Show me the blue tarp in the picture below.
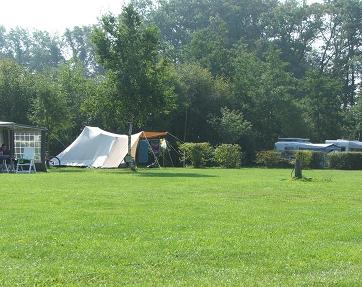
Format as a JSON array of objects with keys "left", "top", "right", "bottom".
[{"left": 138, "top": 140, "right": 149, "bottom": 163}]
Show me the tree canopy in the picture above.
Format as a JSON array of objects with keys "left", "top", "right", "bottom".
[{"left": 0, "top": 0, "right": 361, "bottom": 160}]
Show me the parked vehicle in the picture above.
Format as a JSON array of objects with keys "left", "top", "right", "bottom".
[
  {"left": 325, "top": 139, "right": 362, "bottom": 152},
  {"left": 275, "top": 138, "right": 341, "bottom": 153}
]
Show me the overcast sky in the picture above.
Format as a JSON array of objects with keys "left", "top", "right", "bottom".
[
  {"left": 0, "top": 0, "right": 128, "bottom": 33},
  {"left": 1, "top": 0, "right": 322, "bottom": 34}
]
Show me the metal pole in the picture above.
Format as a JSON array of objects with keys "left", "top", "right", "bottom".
[
  {"left": 128, "top": 122, "right": 136, "bottom": 171},
  {"left": 128, "top": 122, "right": 132, "bottom": 157}
]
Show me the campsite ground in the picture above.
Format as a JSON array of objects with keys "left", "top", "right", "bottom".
[{"left": 0, "top": 168, "right": 361, "bottom": 286}]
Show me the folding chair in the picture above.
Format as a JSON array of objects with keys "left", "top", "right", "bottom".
[
  {"left": 0, "top": 158, "right": 9, "bottom": 173},
  {"left": 16, "top": 147, "right": 37, "bottom": 173}
]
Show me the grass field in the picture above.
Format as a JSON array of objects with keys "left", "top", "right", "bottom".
[{"left": 0, "top": 168, "right": 362, "bottom": 286}]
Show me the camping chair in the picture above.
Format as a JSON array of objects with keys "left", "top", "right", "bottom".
[
  {"left": 0, "top": 158, "right": 9, "bottom": 173},
  {"left": 16, "top": 147, "right": 37, "bottom": 173}
]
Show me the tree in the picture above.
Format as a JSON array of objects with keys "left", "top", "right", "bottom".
[
  {"left": 92, "top": 5, "right": 176, "bottom": 129},
  {"left": 302, "top": 70, "right": 343, "bottom": 141},
  {"left": 29, "top": 73, "right": 72, "bottom": 155},
  {"left": 64, "top": 26, "right": 102, "bottom": 76},
  {"left": 80, "top": 74, "right": 126, "bottom": 132},
  {"left": 6, "top": 27, "right": 31, "bottom": 66},
  {"left": 0, "top": 59, "right": 33, "bottom": 123},
  {"left": 0, "top": 26, "right": 7, "bottom": 57},
  {"left": 345, "top": 91, "right": 362, "bottom": 140},
  {"left": 29, "top": 30, "right": 64, "bottom": 71},
  {"left": 208, "top": 107, "right": 252, "bottom": 144},
  {"left": 170, "top": 63, "right": 232, "bottom": 142},
  {"left": 314, "top": 0, "right": 362, "bottom": 107},
  {"left": 231, "top": 46, "right": 307, "bottom": 149},
  {"left": 261, "top": 0, "right": 323, "bottom": 78},
  {"left": 187, "top": 16, "right": 232, "bottom": 76}
]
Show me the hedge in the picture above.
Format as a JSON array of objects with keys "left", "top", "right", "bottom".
[
  {"left": 214, "top": 144, "right": 243, "bottom": 168},
  {"left": 295, "top": 151, "right": 326, "bottom": 169},
  {"left": 179, "top": 142, "right": 214, "bottom": 167},
  {"left": 327, "top": 152, "right": 362, "bottom": 170},
  {"left": 256, "top": 151, "right": 292, "bottom": 168}
]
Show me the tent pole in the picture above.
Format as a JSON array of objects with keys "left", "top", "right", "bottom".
[
  {"left": 128, "top": 122, "right": 136, "bottom": 171},
  {"left": 143, "top": 134, "right": 161, "bottom": 168},
  {"left": 167, "top": 142, "right": 174, "bottom": 167}
]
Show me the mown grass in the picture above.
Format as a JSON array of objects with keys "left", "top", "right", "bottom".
[{"left": 0, "top": 168, "right": 361, "bottom": 286}]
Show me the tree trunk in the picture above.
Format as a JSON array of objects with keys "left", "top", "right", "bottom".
[{"left": 295, "top": 158, "right": 302, "bottom": 179}]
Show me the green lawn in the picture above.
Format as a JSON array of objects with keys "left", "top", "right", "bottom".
[{"left": 0, "top": 168, "right": 361, "bottom": 286}]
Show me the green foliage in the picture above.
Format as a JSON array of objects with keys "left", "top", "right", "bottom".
[
  {"left": 28, "top": 30, "right": 64, "bottom": 71},
  {"left": 295, "top": 151, "right": 312, "bottom": 169},
  {"left": 0, "top": 0, "right": 362, "bottom": 157},
  {"left": 173, "top": 63, "right": 231, "bottom": 142},
  {"left": 187, "top": 16, "right": 231, "bottom": 76},
  {"left": 92, "top": 5, "right": 176, "bottom": 128},
  {"left": 179, "top": 142, "right": 214, "bottom": 168},
  {"left": 302, "top": 71, "right": 343, "bottom": 141},
  {"left": 0, "top": 59, "right": 33, "bottom": 124},
  {"left": 256, "top": 151, "right": 292, "bottom": 168},
  {"left": 64, "top": 26, "right": 101, "bottom": 76},
  {"left": 209, "top": 107, "right": 252, "bottom": 144},
  {"left": 214, "top": 144, "right": 242, "bottom": 168},
  {"left": 29, "top": 74, "right": 72, "bottom": 155},
  {"left": 347, "top": 93, "right": 362, "bottom": 140},
  {"left": 231, "top": 47, "right": 307, "bottom": 149},
  {"left": 310, "top": 151, "right": 326, "bottom": 169},
  {"left": 1, "top": 27, "right": 64, "bottom": 71},
  {"left": 295, "top": 151, "right": 326, "bottom": 169},
  {"left": 80, "top": 73, "right": 132, "bottom": 134},
  {"left": 328, "top": 152, "right": 362, "bottom": 170},
  {"left": 29, "top": 63, "right": 98, "bottom": 155}
]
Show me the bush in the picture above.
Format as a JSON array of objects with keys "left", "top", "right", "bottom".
[
  {"left": 310, "top": 152, "right": 326, "bottom": 169},
  {"left": 327, "top": 152, "right": 362, "bottom": 170},
  {"left": 214, "top": 144, "right": 243, "bottom": 168},
  {"left": 295, "top": 151, "right": 312, "bottom": 168},
  {"left": 256, "top": 151, "right": 292, "bottom": 168},
  {"left": 179, "top": 142, "right": 214, "bottom": 168},
  {"left": 294, "top": 151, "right": 326, "bottom": 169},
  {"left": 288, "top": 151, "right": 326, "bottom": 169}
]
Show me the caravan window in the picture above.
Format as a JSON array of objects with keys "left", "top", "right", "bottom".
[{"left": 14, "top": 130, "right": 42, "bottom": 161}]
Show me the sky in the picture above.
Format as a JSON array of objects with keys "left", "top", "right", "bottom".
[
  {"left": 0, "top": 0, "right": 322, "bottom": 34},
  {"left": 0, "top": 0, "right": 128, "bottom": 33}
]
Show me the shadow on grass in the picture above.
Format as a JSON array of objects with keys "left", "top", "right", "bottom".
[
  {"left": 136, "top": 172, "right": 216, "bottom": 178},
  {"left": 48, "top": 168, "right": 88, "bottom": 173},
  {"left": 48, "top": 168, "right": 217, "bottom": 178}
]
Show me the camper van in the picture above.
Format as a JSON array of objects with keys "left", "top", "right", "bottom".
[
  {"left": 325, "top": 140, "right": 362, "bottom": 152},
  {"left": 275, "top": 138, "right": 340, "bottom": 153}
]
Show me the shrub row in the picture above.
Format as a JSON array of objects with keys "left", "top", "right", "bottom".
[
  {"left": 179, "top": 143, "right": 362, "bottom": 170},
  {"left": 256, "top": 151, "right": 292, "bottom": 168},
  {"left": 295, "top": 151, "right": 326, "bottom": 169},
  {"left": 256, "top": 150, "right": 362, "bottom": 170},
  {"left": 179, "top": 143, "right": 243, "bottom": 168},
  {"left": 328, "top": 152, "right": 362, "bottom": 170}
]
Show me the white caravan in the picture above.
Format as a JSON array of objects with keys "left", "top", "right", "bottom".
[
  {"left": 275, "top": 138, "right": 340, "bottom": 153},
  {"left": 325, "top": 139, "right": 362, "bottom": 152}
]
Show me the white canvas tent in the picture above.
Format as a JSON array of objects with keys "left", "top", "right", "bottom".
[{"left": 53, "top": 126, "right": 142, "bottom": 168}]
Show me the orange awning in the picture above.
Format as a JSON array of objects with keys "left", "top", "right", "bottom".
[{"left": 140, "top": 131, "right": 168, "bottom": 139}]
